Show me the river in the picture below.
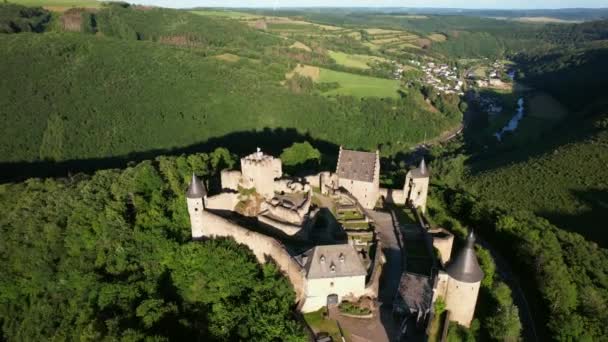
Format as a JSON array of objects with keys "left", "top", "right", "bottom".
[{"left": 495, "top": 97, "right": 524, "bottom": 142}]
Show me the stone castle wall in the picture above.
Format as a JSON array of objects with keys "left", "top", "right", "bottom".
[
  {"left": 220, "top": 170, "right": 241, "bottom": 191},
  {"left": 430, "top": 228, "right": 454, "bottom": 265},
  {"left": 205, "top": 192, "right": 239, "bottom": 211},
  {"left": 379, "top": 187, "right": 405, "bottom": 205},
  {"left": 202, "top": 211, "right": 305, "bottom": 301}
]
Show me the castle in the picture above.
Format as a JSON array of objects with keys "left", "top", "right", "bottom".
[{"left": 185, "top": 146, "right": 482, "bottom": 332}]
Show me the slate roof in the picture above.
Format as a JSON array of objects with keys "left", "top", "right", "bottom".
[
  {"left": 397, "top": 272, "right": 433, "bottom": 312},
  {"left": 304, "top": 244, "right": 367, "bottom": 279},
  {"left": 336, "top": 148, "right": 377, "bottom": 183},
  {"left": 409, "top": 158, "right": 430, "bottom": 178},
  {"left": 445, "top": 231, "right": 484, "bottom": 283},
  {"left": 186, "top": 173, "right": 207, "bottom": 198}
]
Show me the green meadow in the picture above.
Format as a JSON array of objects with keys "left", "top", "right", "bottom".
[{"left": 318, "top": 68, "right": 401, "bottom": 98}]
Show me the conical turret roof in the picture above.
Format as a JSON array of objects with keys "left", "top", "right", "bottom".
[
  {"left": 445, "top": 230, "right": 484, "bottom": 283},
  {"left": 186, "top": 173, "right": 206, "bottom": 198},
  {"left": 419, "top": 158, "right": 428, "bottom": 176}
]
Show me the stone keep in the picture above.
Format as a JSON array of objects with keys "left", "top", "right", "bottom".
[
  {"left": 335, "top": 147, "right": 380, "bottom": 209},
  {"left": 443, "top": 230, "right": 484, "bottom": 327},
  {"left": 186, "top": 173, "right": 207, "bottom": 239},
  {"left": 403, "top": 158, "right": 430, "bottom": 212},
  {"left": 240, "top": 148, "right": 282, "bottom": 199}
]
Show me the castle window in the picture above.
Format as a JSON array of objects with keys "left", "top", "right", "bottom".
[
  {"left": 194, "top": 208, "right": 198, "bottom": 212},
  {"left": 330, "top": 282, "right": 334, "bottom": 287},
  {"left": 330, "top": 263, "right": 336, "bottom": 273},
  {"left": 339, "top": 253, "right": 345, "bottom": 263},
  {"left": 320, "top": 255, "right": 325, "bottom": 264}
]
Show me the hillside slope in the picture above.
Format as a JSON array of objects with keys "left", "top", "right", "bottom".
[
  {"left": 468, "top": 116, "right": 608, "bottom": 246},
  {"left": 0, "top": 32, "right": 458, "bottom": 166}
]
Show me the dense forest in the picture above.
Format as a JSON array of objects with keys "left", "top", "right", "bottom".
[
  {"left": 0, "top": 148, "right": 306, "bottom": 341},
  {"left": 0, "top": 4, "right": 461, "bottom": 172},
  {"left": 2, "top": 2, "right": 608, "bottom": 341},
  {"left": 427, "top": 140, "right": 608, "bottom": 341}
]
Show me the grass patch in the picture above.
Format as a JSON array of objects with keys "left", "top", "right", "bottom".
[
  {"left": 303, "top": 308, "right": 342, "bottom": 341},
  {"left": 213, "top": 53, "right": 240, "bottom": 62},
  {"left": 190, "top": 10, "right": 261, "bottom": 19},
  {"left": 428, "top": 33, "right": 447, "bottom": 42},
  {"left": 328, "top": 51, "right": 384, "bottom": 70},
  {"left": 11, "top": 0, "right": 100, "bottom": 10},
  {"left": 318, "top": 68, "right": 401, "bottom": 98}
]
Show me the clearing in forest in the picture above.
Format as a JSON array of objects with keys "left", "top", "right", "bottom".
[
  {"left": 285, "top": 64, "right": 321, "bottom": 81},
  {"left": 318, "top": 68, "right": 401, "bottom": 98},
  {"left": 290, "top": 41, "right": 312, "bottom": 52},
  {"left": 428, "top": 33, "right": 447, "bottom": 42},
  {"left": 328, "top": 51, "right": 387, "bottom": 69},
  {"left": 12, "top": 0, "right": 100, "bottom": 11},
  {"left": 213, "top": 53, "right": 241, "bottom": 62}
]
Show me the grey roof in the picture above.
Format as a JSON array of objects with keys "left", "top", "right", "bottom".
[
  {"left": 409, "top": 158, "right": 430, "bottom": 179},
  {"left": 305, "top": 244, "right": 367, "bottom": 279},
  {"left": 445, "top": 231, "right": 484, "bottom": 283},
  {"left": 186, "top": 173, "right": 207, "bottom": 198},
  {"left": 397, "top": 272, "right": 433, "bottom": 312},
  {"left": 336, "top": 148, "right": 377, "bottom": 183}
]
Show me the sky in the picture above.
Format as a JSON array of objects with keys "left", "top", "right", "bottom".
[{"left": 134, "top": 0, "right": 608, "bottom": 9}]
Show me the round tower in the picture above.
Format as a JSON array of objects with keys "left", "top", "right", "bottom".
[
  {"left": 186, "top": 173, "right": 207, "bottom": 239},
  {"left": 403, "top": 158, "right": 430, "bottom": 212},
  {"left": 444, "top": 230, "right": 484, "bottom": 327}
]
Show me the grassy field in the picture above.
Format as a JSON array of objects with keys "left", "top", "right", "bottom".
[
  {"left": 319, "top": 68, "right": 401, "bottom": 98},
  {"left": 190, "top": 10, "right": 262, "bottom": 19},
  {"left": 10, "top": 0, "right": 100, "bottom": 10},
  {"left": 328, "top": 51, "right": 386, "bottom": 69}
]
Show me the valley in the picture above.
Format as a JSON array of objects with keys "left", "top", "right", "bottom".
[{"left": 1, "top": 2, "right": 607, "bottom": 342}]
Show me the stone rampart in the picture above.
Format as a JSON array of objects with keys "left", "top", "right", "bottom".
[
  {"left": 220, "top": 170, "right": 241, "bottom": 191},
  {"left": 206, "top": 192, "right": 239, "bottom": 211},
  {"left": 202, "top": 211, "right": 305, "bottom": 301}
]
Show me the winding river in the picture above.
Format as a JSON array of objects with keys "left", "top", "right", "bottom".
[{"left": 495, "top": 97, "right": 524, "bottom": 141}]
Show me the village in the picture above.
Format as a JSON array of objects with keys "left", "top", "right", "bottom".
[{"left": 186, "top": 147, "right": 484, "bottom": 342}]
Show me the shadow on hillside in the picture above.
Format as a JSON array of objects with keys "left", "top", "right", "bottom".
[
  {"left": 0, "top": 127, "right": 340, "bottom": 183},
  {"left": 537, "top": 188, "right": 608, "bottom": 248},
  {"left": 463, "top": 103, "right": 603, "bottom": 176}
]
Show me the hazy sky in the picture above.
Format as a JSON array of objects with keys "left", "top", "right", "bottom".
[{"left": 135, "top": 0, "right": 608, "bottom": 9}]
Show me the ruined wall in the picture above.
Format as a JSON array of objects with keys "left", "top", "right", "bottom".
[
  {"left": 202, "top": 211, "right": 305, "bottom": 301},
  {"left": 206, "top": 192, "right": 239, "bottom": 211},
  {"left": 273, "top": 178, "right": 310, "bottom": 194},
  {"left": 301, "top": 275, "right": 367, "bottom": 312},
  {"left": 220, "top": 170, "right": 241, "bottom": 191},
  {"left": 444, "top": 277, "right": 481, "bottom": 328}
]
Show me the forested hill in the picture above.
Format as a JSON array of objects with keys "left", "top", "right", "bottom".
[
  {"left": 0, "top": 149, "right": 307, "bottom": 341},
  {"left": 0, "top": 3, "right": 461, "bottom": 172}
]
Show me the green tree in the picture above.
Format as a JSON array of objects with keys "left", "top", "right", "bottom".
[{"left": 280, "top": 141, "right": 322, "bottom": 173}]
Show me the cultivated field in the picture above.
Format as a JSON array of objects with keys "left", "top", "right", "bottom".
[
  {"left": 11, "top": 0, "right": 100, "bottom": 10},
  {"left": 328, "top": 51, "right": 387, "bottom": 69},
  {"left": 318, "top": 68, "right": 401, "bottom": 98}
]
